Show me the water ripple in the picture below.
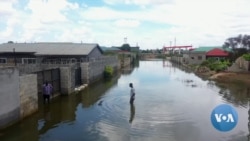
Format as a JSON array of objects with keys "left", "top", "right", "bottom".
[{"left": 94, "top": 94, "right": 190, "bottom": 139}]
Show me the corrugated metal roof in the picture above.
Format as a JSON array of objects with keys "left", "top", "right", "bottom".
[
  {"left": 192, "top": 46, "right": 232, "bottom": 52},
  {"left": 0, "top": 43, "right": 99, "bottom": 56},
  {"left": 192, "top": 46, "right": 219, "bottom": 52},
  {"left": 101, "top": 46, "right": 121, "bottom": 52},
  {"left": 206, "top": 48, "right": 229, "bottom": 56}
]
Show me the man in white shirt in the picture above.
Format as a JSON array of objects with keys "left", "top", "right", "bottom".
[{"left": 129, "top": 83, "right": 135, "bottom": 104}]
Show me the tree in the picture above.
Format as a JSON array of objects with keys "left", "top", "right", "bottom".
[
  {"left": 223, "top": 34, "right": 250, "bottom": 50},
  {"left": 223, "top": 37, "right": 237, "bottom": 50},
  {"left": 120, "top": 43, "right": 131, "bottom": 51},
  {"left": 242, "top": 35, "right": 250, "bottom": 50},
  {"left": 7, "top": 41, "right": 14, "bottom": 43},
  {"left": 223, "top": 34, "right": 250, "bottom": 61}
]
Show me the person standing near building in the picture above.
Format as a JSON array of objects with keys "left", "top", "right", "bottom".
[
  {"left": 43, "top": 81, "right": 53, "bottom": 104},
  {"left": 129, "top": 83, "right": 135, "bottom": 104}
]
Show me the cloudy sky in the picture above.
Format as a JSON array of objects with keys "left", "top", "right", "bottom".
[{"left": 1, "top": 0, "right": 250, "bottom": 49}]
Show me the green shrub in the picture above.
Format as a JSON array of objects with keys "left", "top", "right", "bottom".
[
  {"left": 242, "top": 53, "right": 250, "bottom": 61},
  {"left": 207, "top": 58, "right": 217, "bottom": 63},
  {"left": 201, "top": 58, "right": 231, "bottom": 72},
  {"left": 200, "top": 60, "right": 209, "bottom": 66},
  {"left": 104, "top": 65, "right": 113, "bottom": 78},
  {"left": 211, "top": 61, "right": 227, "bottom": 72}
]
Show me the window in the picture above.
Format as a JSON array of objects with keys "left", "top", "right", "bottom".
[
  {"left": 0, "top": 58, "right": 7, "bottom": 64},
  {"left": 71, "top": 58, "right": 76, "bottom": 63},
  {"left": 198, "top": 56, "right": 202, "bottom": 60},
  {"left": 61, "top": 59, "right": 68, "bottom": 64},
  {"left": 22, "top": 58, "right": 36, "bottom": 64}
]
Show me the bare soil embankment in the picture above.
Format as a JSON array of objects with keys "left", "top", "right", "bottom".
[
  {"left": 180, "top": 63, "right": 250, "bottom": 86},
  {"left": 209, "top": 72, "right": 250, "bottom": 86}
]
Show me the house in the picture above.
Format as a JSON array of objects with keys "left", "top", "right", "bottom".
[
  {"left": 206, "top": 48, "right": 230, "bottom": 59},
  {"left": 183, "top": 46, "right": 231, "bottom": 65},
  {"left": 0, "top": 42, "right": 119, "bottom": 94},
  {"left": 0, "top": 42, "right": 103, "bottom": 65},
  {"left": 101, "top": 46, "right": 121, "bottom": 54},
  {"left": 130, "top": 46, "right": 140, "bottom": 53},
  {"left": 0, "top": 42, "right": 119, "bottom": 130}
]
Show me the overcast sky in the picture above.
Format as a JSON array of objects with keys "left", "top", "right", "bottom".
[{"left": 1, "top": 0, "right": 250, "bottom": 49}]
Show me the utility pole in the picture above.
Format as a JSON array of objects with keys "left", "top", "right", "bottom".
[{"left": 13, "top": 48, "right": 16, "bottom": 66}]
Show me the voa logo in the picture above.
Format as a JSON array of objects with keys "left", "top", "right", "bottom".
[
  {"left": 214, "top": 113, "right": 235, "bottom": 123},
  {"left": 211, "top": 104, "right": 238, "bottom": 132}
]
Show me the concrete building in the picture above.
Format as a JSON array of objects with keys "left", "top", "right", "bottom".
[
  {"left": 130, "top": 46, "right": 140, "bottom": 53},
  {"left": 0, "top": 42, "right": 103, "bottom": 65},
  {"left": 0, "top": 42, "right": 120, "bottom": 129},
  {"left": 101, "top": 45, "right": 137, "bottom": 68},
  {"left": 0, "top": 42, "right": 118, "bottom": 92},
  {"left": 0, "top": 42, "right": 107, "bottom": 94},
  {"left": 101, "top": 46, "right": 121, "bottom": 55},
  {"left": 183, "top": 46, "right": 231, "bottom": 65}
]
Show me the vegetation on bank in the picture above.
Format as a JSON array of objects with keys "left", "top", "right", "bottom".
[
  {"left": 200, "top": 58, "right": 231, "bottom": 72},
  {"left": 155, "top": 54, "right": 165, "bottom": 59},
  {"left": 242, "top": 53, "right": 250, "bottom": 61},
  {"left": 186, "top": 59, "right": 232, "bottom": 79},
  {"left": 104, "top": 65, "right": 113, "bottom": 78},
  {"left": 182, "top": 34, "right": 250, "bottom": 85}
]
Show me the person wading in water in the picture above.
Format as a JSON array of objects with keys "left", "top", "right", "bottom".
[
  {"left": 129, "top": 83, "right": 135, "bottom": 104},
  {"left": 42, "top": 81, "right": 53, "bottom": 104}
]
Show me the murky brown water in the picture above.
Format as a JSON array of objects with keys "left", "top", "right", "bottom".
[{"left": 1, "top": 60, "right": 250, "bottom": 141}]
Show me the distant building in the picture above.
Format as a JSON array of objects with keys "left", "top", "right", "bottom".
[
  {"left": 0, "top": 42, "right": 103, "bottom": 65},
  {"left": 130, "top": 47, "right": 140, "bottom": 53},
  {"left": 183, "top": 46, "right": 231, "bottom": 65},
  {"left": 101, "top": 46, "right": 121, "bottom": 54}
]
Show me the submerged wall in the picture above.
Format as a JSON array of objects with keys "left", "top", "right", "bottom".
[
  {"left": 81, "top": 56, "right": 120, "bottom": 84},
  {"left": 60, "top": 66, "right": 78, "bottom": 95},
  {"left": 0, "top": 67, "right": 20, "bottom": 129},
  {"left": 0, "top": 56, "right": 120, "bottom": 129},
  {"left": 0, "top": 68, "right": 39, "bottom": 129},
  {"left": 19, "top": 74, "right": 38, "bottom": 119}
]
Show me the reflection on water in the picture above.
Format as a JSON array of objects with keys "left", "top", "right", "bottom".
[
  {"left": 0, "top": 60, "right": 250, "bottom": 141},
  {"left": 210, "top": 81, "right": 250, "bottom": 108},
  {"left": 248, "top": 100, "right": 250, "bottom": 141},
  {"left": 129, "top": 103, "right": 135, "bottom": 124}
]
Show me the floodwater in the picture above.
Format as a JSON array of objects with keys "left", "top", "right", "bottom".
[{"left": 1, "top": 60, "right": 250, "bottom": 141}]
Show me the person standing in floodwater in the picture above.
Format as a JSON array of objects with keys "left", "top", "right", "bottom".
[
  {"left": 42, "top": 81, "right": 53, "bottom": 104},
  {"left": 129, "top": 83, "right": 135, "bottom": 104}
]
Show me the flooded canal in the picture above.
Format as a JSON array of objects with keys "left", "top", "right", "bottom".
[{"left": 1, "top": 60, "right": 250, "bottom": 141}]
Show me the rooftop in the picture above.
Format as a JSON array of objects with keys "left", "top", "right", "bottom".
[
  {"left": 0, "top": 42, "right": 101, "bottom": 56},
  {"left": 101, "top": 46, "right": 121, "bottom": 52},
  {"left": 192, "top": 46, "right": 232, "bottom": 52}
]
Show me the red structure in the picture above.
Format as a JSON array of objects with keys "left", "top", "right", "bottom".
[
  {"left": 206, "top": 48, "right": 229, "bottom": 57},
  {"left": 162, "top": 45, "right": 193, "bottom": 54}
]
